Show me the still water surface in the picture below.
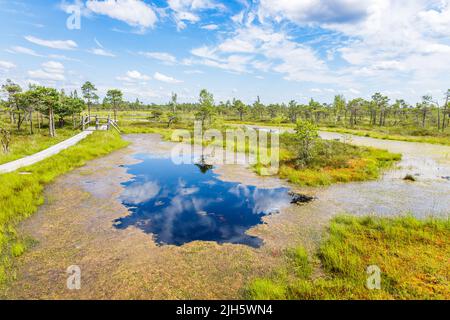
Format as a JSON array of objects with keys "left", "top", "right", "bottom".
[{"left": 115, "top": 154, "right": 292, "bottom": 247}]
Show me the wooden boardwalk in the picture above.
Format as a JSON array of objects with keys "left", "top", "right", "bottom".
[
  {"left": 0, "top": 115, "right": 121, "bottom": 174},
  {"left": 0, "top": 131, "right": 93, "bottom": 174}
]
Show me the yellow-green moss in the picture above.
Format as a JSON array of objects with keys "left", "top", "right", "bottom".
[{"left": 247, "top": 215, "right": 450, "bottom": 300}]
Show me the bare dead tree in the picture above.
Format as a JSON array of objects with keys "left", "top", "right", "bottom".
[{"left": 0, "top": 128, "right": 11, "bottom": 153}]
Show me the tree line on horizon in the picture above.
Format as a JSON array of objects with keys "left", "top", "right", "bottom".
[{"left": 1, "top": 79, "right": 449, "bottom": 139}]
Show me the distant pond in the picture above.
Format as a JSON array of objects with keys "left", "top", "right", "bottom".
[{"left": 114, "top": 154, "right": 292, "bottom": 247}]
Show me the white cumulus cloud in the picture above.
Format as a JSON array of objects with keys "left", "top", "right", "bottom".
[
  {"left": 139, "top": 51, "right": 177, "bottom": 64},
  {"left": 117, "top": 70, "right": 151, "bottom": 82},
  {"left": 86, "top": 0, "right": 157, "bottom": 31},
  {"left": 258, "top": 0, "right": 373, "bottom": 24},
  {"left": 8, "top": 46, "right": 43, "bottom": 57},
  {"left": 201, "top": 24, "right": 219, "bottom": 30},
  {"left": 154, "top": 72, "right": 183, "bottom": 84},
  {"left": 28, "top": 61, "right": 66, "bottom": 81},
  {"left": 89, "top": 48, "right": 116, "bottom": 57},
  {"left": 0, "top": 61, "right": 16, "bottom": 70},
  {"left": 25, "top": 35, "right": 78, "bottom": 50},
  {"left": 168, "top": 0, "right": 225, "bottom": 29}
]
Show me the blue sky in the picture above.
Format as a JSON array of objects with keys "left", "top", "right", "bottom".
[{"left": 1, "top": 0, "right": 450, "bottom": 105}]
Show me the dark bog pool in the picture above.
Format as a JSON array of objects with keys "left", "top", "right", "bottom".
[{"left": 114, "top": 154, "right": 292, "bottom": 247}]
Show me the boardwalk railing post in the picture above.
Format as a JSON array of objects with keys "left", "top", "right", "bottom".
[
  {"left": 82, "top": 116, "right": 85, "bottom": 131},
  {"left": 107, "top": 115, "right": 111, "bottom": 131},
  {"left": 95, "top": 116, "right": 99, "bottom": 130}
]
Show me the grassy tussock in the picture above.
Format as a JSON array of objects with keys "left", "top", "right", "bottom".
[
  {"left": 0, "top": 131, "right": 128, "bottom": 284},
  {"left": 278, "top": 149, "right": 400, "bottom": 186},
  {"left": 247, "top": 215, "right": 450, "bottom": 300},
  {"left": 274, "top": 135, "right": 401, "bottom": 186}
]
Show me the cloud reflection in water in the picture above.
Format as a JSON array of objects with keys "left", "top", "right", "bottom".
[{"left": 115, "top": 155, "right": 291, "bottom": 247}]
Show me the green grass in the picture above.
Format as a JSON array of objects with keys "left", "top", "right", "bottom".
[
  {"left": 89, "top": 114, "right": 450, "bottom": 146},
  {"left": 320, "top": 127, "right": 450, "bottom": 146},
  {"left": 224, "top": 120, "right": 296, "bottom": 128},
  {"left": 0, "top": 128, "right": 78, "bottom": 165},
  {"left": 119, "top": 121, "right": 176, "bottom": 140},
  {"left": 225, "top": 119, "right": 450, "bottom": 146},
  {"left": 247, "top": 215, "right": 450, "bottom": 300},
  {"left": 263, "top": 134, "right": 402, "bottom": 187},
  {"left": 278, "top": 148, "right": 400, "bottom": 186},
  {"left": 120, "top": 121, "right": 401, "bottom": 187},
  {"left": 0, "top": 131, "right": 128, "bottom": 285}
]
